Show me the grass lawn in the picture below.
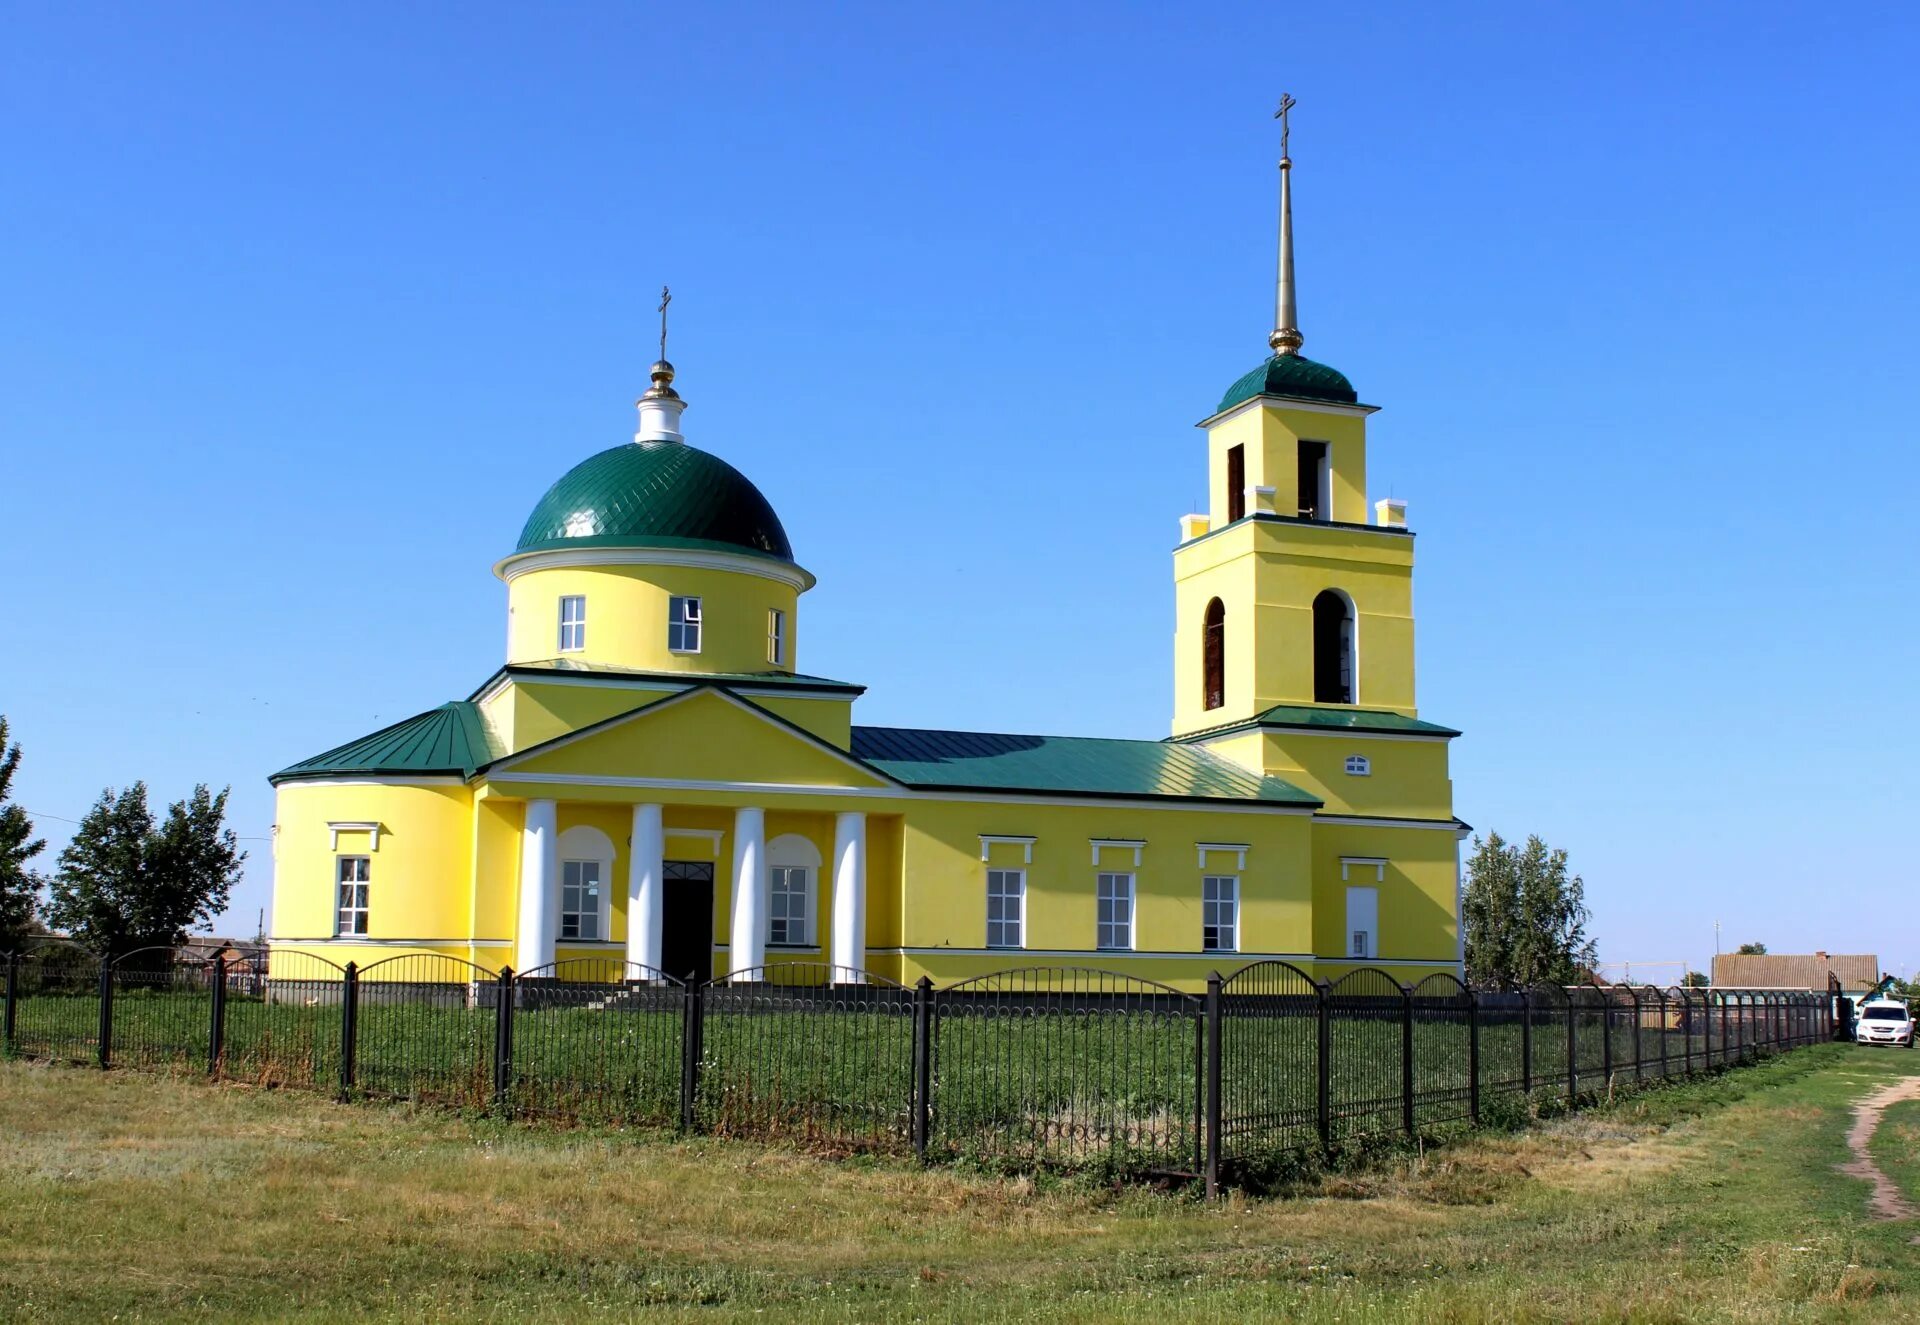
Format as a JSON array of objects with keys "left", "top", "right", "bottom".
[{"left": 2, "top": 1045, "right": 1914, "bottom": 1322}]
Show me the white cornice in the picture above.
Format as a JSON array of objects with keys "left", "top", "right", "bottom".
[
  {"left": 493, "top": 545, "right": 817, "bottom": 592},
  {"left": 472, "top": 669, "right": 857, "bottom": 706},
  {"left": 485, "top": 771, "right": 1316, "bottom": 815},
  {"left": 1196, "top": 394, "right": 1381, "bottom": 430},
  {"left": 1316, "top": 814, "right": 1462, "bottom": 832}
]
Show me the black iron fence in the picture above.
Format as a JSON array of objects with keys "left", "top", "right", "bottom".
[{"left": 0, "top": 944, "right": 1831, "bottom": 1192}]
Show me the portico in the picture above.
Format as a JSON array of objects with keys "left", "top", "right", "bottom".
[{"left": 506, "top": 794, "right": 873, "bottom": 983}]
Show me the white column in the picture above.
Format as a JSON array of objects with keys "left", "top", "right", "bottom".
[
  {"left": 831, "top": 811, "right": 868, "bottom": 984},
  {"left": 516, "top": 799, "right": 558, "bottom": 973},
  {"left": 627, "top": 802, "right": 664, "bottom": 976},
  {"left": 727, "top": 807, "right": 766, "bottom": 980}
]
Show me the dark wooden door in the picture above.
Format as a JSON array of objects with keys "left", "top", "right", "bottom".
[{"left": 660, "top": 860, "right": 715, "bottom": 985}]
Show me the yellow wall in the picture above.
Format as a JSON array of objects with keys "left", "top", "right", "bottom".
[
  {"left": 271, "top": 780, "right": 477, "bottom": 951},
  {"left": 1311, "top": 822, "right": 1461, "bottom": 975},
  {"left": 1172, "top": 518, "right": 1417, "bottom": 736},
  {"left": 1238, "top": 731, "right": 1452, "bottom": 819},
  {"left": 506, "top": 563, "right": 799, "bottom": 675},
  {"left": 488, "top": 679, "right": 854, "bottom": 754},
  {"left": 1204, "top": 401, "right": 1370, "bottom": 528}
]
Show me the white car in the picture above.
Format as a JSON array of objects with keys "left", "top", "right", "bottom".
[{"left": 1855, "top": 999, "right": 1914, "bottom": 1047}]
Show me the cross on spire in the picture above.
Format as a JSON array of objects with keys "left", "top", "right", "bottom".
[
  {"left": 657, "top": 285, "right": 672, "bottom": 362},
  {"left": 1274, "top": 92, "right": 1296, "bottom": 162}
]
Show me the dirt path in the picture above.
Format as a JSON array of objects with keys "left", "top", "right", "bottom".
[{"left": 1839, "top": 1074, "right": 1920, "bottom": 1221}]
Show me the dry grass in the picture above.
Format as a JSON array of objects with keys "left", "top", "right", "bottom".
[{"left": 2, "top": 1046, "right": 1918, "bottom": 1321}]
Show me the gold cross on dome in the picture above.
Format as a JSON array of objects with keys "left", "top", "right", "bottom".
[{"left": 1274, "top": 93, "right": 1297, "bottom": 159}]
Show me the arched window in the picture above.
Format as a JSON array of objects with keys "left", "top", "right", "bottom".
[
  {"left": 1312, "top": 590, "right": 1355, "bottom": 704},
  {"left": 556, "top": 825, "right": 616, "bottom": 944},
  {"left": 1202, "top": 598, "right": 1225, "bottom": 711},
  {"left": 766, "top": 833, "right": 823, "bottom": 948}
]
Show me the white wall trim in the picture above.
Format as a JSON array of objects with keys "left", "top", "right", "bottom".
[
  {"left": 1316, "top": 815, "right": 1461, "bottom": 832},
  {"left": 1181, "top": 727, "right": 1453, "bottom": 747},
  {"left": 487, "top": 771, "right": 1315, "bottom": 816},
  {"left": 279, "top": 776, "right": 465, "bottom": 788},
  {"left": 494, "top": 545, "right": 817, "bottom": 592},
  {"left": 980, "top": 834, "right": 1036, "bottom": 863},
  {"left": 471, "top": 669, "right": 859, "bottom": 705},
  {"left": 327, "top": 821, "right": 382, "bottom": 851},
  {"left": 664, "top": 827, "right": 723, "bottom": 856},
  {"left": 1195, "top": 395, "right": 1380, "bottom": 428},
  {"left": 1196, "top": 842, "right": 1250, "bottom": 870},
  {"left": 270, "top": 936, "right": 514, "bottom": 948},
  {"left": 1340, "top": 856, "right": 1388, "bottom": 881},
  {"left": 1090, "top": 838, "right": 1146, "bottom": 867}
]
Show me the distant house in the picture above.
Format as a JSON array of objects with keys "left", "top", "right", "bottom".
[{"left": 1711, "top": 950, "right": 1879, "bottom": 995}]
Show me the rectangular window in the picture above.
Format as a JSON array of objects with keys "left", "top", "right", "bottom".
[
  {"left": 986, "top": 868, "right": 1025, "bottom": 948},
  {"left": 558, "top": 595, "right": 587, "bottom": 652},
  {"left": 768, "top": 608, "right": 786, "bottom": 666},
  {"left": 560, "top": 859, "right": 602, "bottom": 941},
  {"left": 1344, "top": 755, "right": 1371, "bottom": 776},
  {"left": 1297, "top": 441, "right": 1330, "bottom": 520},
  {"left": 335, "top": 856, "right": 370, "bottom": 936},
  {"left": 1202, "top": 875, "right": 1238, "bottom": 953},
  {"left": 668, "top": 596, "right": 702, "bottom": 653},
  {"left": 769, "top": 865, "right": 809, "bottom": 946},
  {"left": 1096, "top": 872, "right": 1134, "bottom": 951},
  {"left": 1226, "top": 444, "right": 1246, "bottom": 523},
  {"left": 1346, "top": 885, "right": 1378, "bottom": 960}
]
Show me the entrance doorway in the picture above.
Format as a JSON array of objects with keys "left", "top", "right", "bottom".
[{"left": 660, "top": 860, "right": 715, "bottom": 985}]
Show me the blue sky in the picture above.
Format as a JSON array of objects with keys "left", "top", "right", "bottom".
[{"left": 2, "top": 3, "right": 1916, "bottom": 978}]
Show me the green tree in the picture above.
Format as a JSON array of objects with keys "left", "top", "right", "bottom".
[
  {"left": 0, "top": 716, "right": 46, "bottom": 952},
  {"left": 1462, "top": 831, "right": 1597, "bottom": 987},
  {"left": 43, "top": 783, "right": 245, "bottom": 957},
  {"left": 1736, "top": 942, "right": 1768, "bottom": 955},
  {"left": 1683, "top": 971, "right": 1710, "bottom": 988}
]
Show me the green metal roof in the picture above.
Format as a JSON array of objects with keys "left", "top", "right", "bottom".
[
  {"left": 1217, "top": 354, "right": 1358, "bottom": 411},
  {"left": 515, "top": 442, "right": 795, "bottom": 561},
  {"left": 478, "top": 662, "right": 866, "bottom": 697},
  {"left": 1177, "top": 704, "right": 1460, "bottom": 743},
  {"left": 850, "top": 726, "right": 1320, "bottom": 806},
  {"left": 271, "top": 702, "right": 499, "bottom": 784}
]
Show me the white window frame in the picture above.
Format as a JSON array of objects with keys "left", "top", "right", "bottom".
[
  {"left": 1344, "top": 754, "right": 1371, "bottom": 776},
  {"left": 1202, "top": 874, "right": 1238, "bottom": 953},
  {"left": 765, "top": 833, "right": 821, "bottom": 948},
  {"left": 768, "top": 608, "right": 786, "bottom": 666},
  {"left": 986, "top": 868, "right": 1025, "bottom": 949},
  {"left": 335, "top": 856, "right": 370, "bottom": 936},
  {"left": 1346, "top": 885, "right": 1379, "bottom": 960},
  {"left": 769, "top": 865, "right": 811, "bottom": 947},
  {"left": 1096, "top": 872, "right": 1134, "bottom": 952},
  {"left": 558, "top": 595, "right": 587, "bottom": 653},
  {"left": 668, "top": 596, "right": 702, "bottom": 654},
  {"left": 560, "top": 858, "right": 605, "bottom": 942}
]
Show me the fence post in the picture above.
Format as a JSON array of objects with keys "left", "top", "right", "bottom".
[
  {"left": 1400, "top": 982, "right": 1415, "bottom": 1138},
  {"left": 3, "top": 951, "right": 17, "bottom": 1050},
  {"left": 1659, "top": 991, "right": 1669, "bottom": 1078},
  {"left": 97, "top": 959, "right": 114, "bottom": 1070},
  {"left": 1520, "top": 987, "right": 1532, "bottom": 1096},
  {"left": 1719, "top": 994, "right": 1730, "bottom": 1067},
  {"left": 1564, "top": 993, "right": 1577, "bottom": 1104},
  {"left": 1204, "top": 972, "right": 1223, "bottom": 1198},
  {"left": 911, "top": 976, "right": 933, "bottom": 1164},
  {"left": 339, "top": 961, "right": 359, "bottom": 1097},
  {"left": 679, "top": 975, "right": 704, "bottom": 1132},
  {"left": 1467, "top": 989, "right": 1481, "bottom": 1127},
  {"left": 1631, "top": 990, "right": 1643, "bottom": 1081},
  {"left": 208, "top": 954, "right": 228, "bottom": 1076},
  {"left": 1315, "top": 981, "right": 1332, "bottom": 1149},
  {"left": 1599, "top": 991, "right": 1613, "bottom": 1090},
  {"left": 492, "top": 966, "right": 515, "bottom": 1111}
]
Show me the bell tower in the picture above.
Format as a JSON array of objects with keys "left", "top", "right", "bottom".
[{"left": 1171, "top": 100, "right": 1421, "bottom": 749}]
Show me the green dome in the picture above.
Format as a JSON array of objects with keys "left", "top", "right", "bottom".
[
  {"left": 515, "top": 442, "right": 795, "bottom": 561},
  {"left": 1217, "top": 354, "right": 1358, "bottom": 412}
]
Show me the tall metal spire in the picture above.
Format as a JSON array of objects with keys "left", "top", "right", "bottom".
[
  {"left": 636, "top": 284, "right": 686, "bottom": 443},
  {"left": 1269, "top": 94, "right": 1304, "bottom": 357}
]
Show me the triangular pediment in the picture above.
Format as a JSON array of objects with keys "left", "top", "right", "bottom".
[{"left": 485, "top": 687, "right": 895, "bottom": 789}]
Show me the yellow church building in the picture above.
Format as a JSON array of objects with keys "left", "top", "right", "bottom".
[{"left": 268, "top": 128, "right": 1465, "bottom": 991}]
